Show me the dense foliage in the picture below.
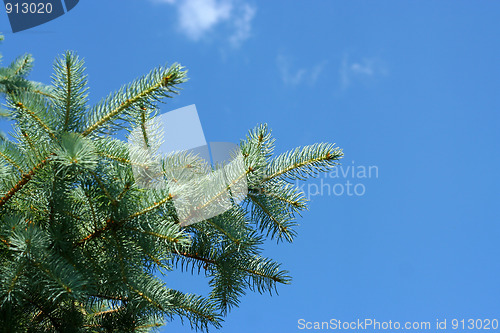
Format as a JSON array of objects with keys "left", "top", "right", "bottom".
[{"left": 0, "top": 39, "right": 343, "bottom": 332}]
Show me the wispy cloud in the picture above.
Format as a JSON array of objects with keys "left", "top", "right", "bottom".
[
  {"left": 351, "top": 62, "right": 374, "bottom": 76},
  {"left": 340, "top": 55, "right": 387, "bottom": 90},
  {"left": 152, "top": 0, "right": 256, "bottom": 46},
  {"left": 277, "top": 55, "right": 327, "bottom": 87},
  {"left": 229, "top": 4, "right": 256, "bottom": 47},
  {"left": 177, "top": 0, "right": 232, "bottom": 40}
]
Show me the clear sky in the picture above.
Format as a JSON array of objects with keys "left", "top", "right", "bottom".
[{"left": 1, "top": 1, "right": 500, "bottom": 332}]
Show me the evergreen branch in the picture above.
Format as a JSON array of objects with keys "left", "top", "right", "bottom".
[
  {"left": 25, "top": 298, "right": 61, "bottom": 331},
  {"left": 167, "top": 290, "right": 222, "bottom": 330},
  {"left": 244, "top": 267, "right": 287, "bottom": 283},
  {"left": 264, "top": 143, "right": 343, "bottom": 182},
  {"left": 248, "top": 193, "right": 295, "bottom": 242},
  {"left": 9, "top": 54, "right": 33, "bottom": 77},
  {"left": 32, "top": 310, "right": 44, "bottom": 323},
  {"left": 208, "top": 261, "right": 246, "bottom": 314},
  {"left": 0, "top": 154, "right": 52, "bottom": 208},
  {"left": 0, "top": 235, "right": 11, "bottom": 247},
  {"left": 241, "top": 124, "right": 275, "bottom": 160},
  {"left": 91, "top": 307, "right": 122, "bottom": 317},
  {"left": 83, "top": 190, "right": 98, "bottom": 229},
  {"left": 124, "top": 226, "right": 183, "bottom": 245},
  {"left": 175, "top": 303, "right": 215, "bottom": 324},
  {"left": 73, "top": 218, "right": 114, "bottom": 248},
  {"left": 20, "top": 129, "right": 37, "bottom": 157},
  {"left": 243, "top": 260, "right": 291, "bottom": 285},
  {"left": 145, "top": 252, "right": 170, "bottom": 271},
  {"left": 206, "top": 219, "right": 240, "bottom": 245},
  {"left": 116, "top": 182, "right": 131, "bottom": 201},
  {"left": 97, "top": 151, "right": 130, "bottom": 164},
  {"left": 241, "top": 256, "right": 292, "bottom": 294},
  {"left": 180, "top": 168, "right": 250, "bottom": 225},
  {"left": 176, "top": 251, "right": 217, "bottom": 265},
  {"left": 11, "top": 101, "right": 56, "bottom": 139},
  {"left": 82, "top": 64, "right": 186, "bottom": 137},
  {"left": 140, "top": 109, "right": 150, "bottom": 148},
  {"left": 124, "top": 275, "right": 179, "bottom": 323},
  {"left": 249, "top": 194, "right": 285, "bottom": 232},
  {"left": 52, "top": 51, "right": 88, "bottom": 132},
  {"left": 64, "top": 60, "right": 72, "bottom": 130},
  {"left": 121, "top": 193, "right": 174, "bottom": 222},
  {"left": 75, "top": 197, "right": 178, "bottom": 247},
  {"left": 0, "top": 150, "right": 23, "bottom": 174},
  {"left": 4, "top": 259, "right": 25, "bottom": 295},
  {"left": 31, "top": 259, "right": 74, "bottom": 295},
  {"left": 112, "top": 230, "right": 129, "bottom": 284},
  {"left": 256, "top": 182, "right": 307, "bottom": 212},
  {"left": 94, "top": 137, "right": 131, "bottom": 164},
  {"left": 52, "top": 132, "right": 98, "bottom": 170},
  {"left": 61, "top": 209, "right": 84, "bottom": 222},
  {"left": 0, "top": 43, "right": 343, "bottom": 330},
  {"left": 90, "top": 294, "right": 128, "bottom": 302},
  {"left": 89, "top": 171, "right": 117, "bottom": 206},
  {"left": 32, "top": 88, "right": 55, "bottom": 99},
  {"left": 128, "top": 284, "right": 163, "bottom": 311},
  {"left": 136, "top": 323, "right": 163, "bottom": 330}
]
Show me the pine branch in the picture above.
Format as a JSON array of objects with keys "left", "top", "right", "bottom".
[
  {"left": 9, "top": 54, "right": 34, "bottom": 78},
  {"left": 9, "top": 99, "right": 56, "bottom": 139},
  {"left": 89, "top": 170, "right": 117, "bottom": 206},
  {"left": 261, "top": 182, "right": 308, "bottom": 212},
  {"left": 1, "top": 258, "right": 26, "bottom": 299},
  {"left": 124, "top": 225, "right": 189, "bottom": 248},
  {"left": 241, "top": 124, "right": 275, "bottom": 161},
  {"left": 94, "top": 137, "right": 131, "bottom": 164},
  {"left": 0, "top": 154, "right": 52, "bottom": 208},
  {"left": 51, "top": 51, "right": 88, "bottom": 132},
  {"left": 0, "top": 141, "right": 24, "bottom": 174},
  {"left": 75, "top": 191, "right": 176, "bottom": 248},
  {"left": 63, "top": 58, "right": 72, "bottom": 130},
  {"left": 0, "top": 43, "right": 343, "bottom": 331},
  {"left": 82, "top": 64, "right": 187, "bottom": 137},
  {"left": 121, "top": 193, "right": 174, "bottom": 222},
  {"left": 176, "top": 251, "right": 217, "bottom": 265},
  {"left": 73, "top": 218, "right": 115, "bottom": 248},
  {"left": 91, "top": 307, "right": 122, "bottom": 317},
  {"left": 111, "top": 230, "right": 129, "bottom": 285},
  {"left": 25, "top": 298, "right": 61, "bottom": 331},
  {"left": 264, "top": 143, "right": 343, "bottom": 183},
  {"left": 242, "top": 256, "right": 292, "bottom": 293},
  {"left": 167, "top": 290, "right": 222, "bottom": 331},
  {"left": 248, "top": 193, "right": 297, "bottom": 242}
]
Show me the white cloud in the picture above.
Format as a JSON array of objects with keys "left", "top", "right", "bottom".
[
  {"left": 152, "top": 0, "right": 255, "bottom": 46},
  {"left": 340, "top": 55, "right": 387, "bottom": 90},
  {"left": 351, "top": 62, "right": 374, "bottom": 76},
  {"left": 310, "top": 62, "right": 327, "bottom": 84},
  {"left": 178, "top": 0, "right": 232, "bottom": 40},
  {"left": 277, "top": 55, "right": 326, "bottom": 87},
  {"left": 229, "top": 4, "right": 256, "bottom": 47}
]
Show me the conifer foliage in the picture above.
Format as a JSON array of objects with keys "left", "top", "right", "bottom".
[{"left": 0, "top": 40, "right": 343, "bottom": 332}]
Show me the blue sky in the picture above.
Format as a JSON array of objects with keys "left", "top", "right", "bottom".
[{"left": 1, "top": 1, "right": 500, "bottom": 332}]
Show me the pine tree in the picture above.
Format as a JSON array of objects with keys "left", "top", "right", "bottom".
[
  {"left": 0, "top": 43, "right": 343, "bottom": 332},
  {"left": 0, "top": 34, "right": 51, "bottom": 140}
]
